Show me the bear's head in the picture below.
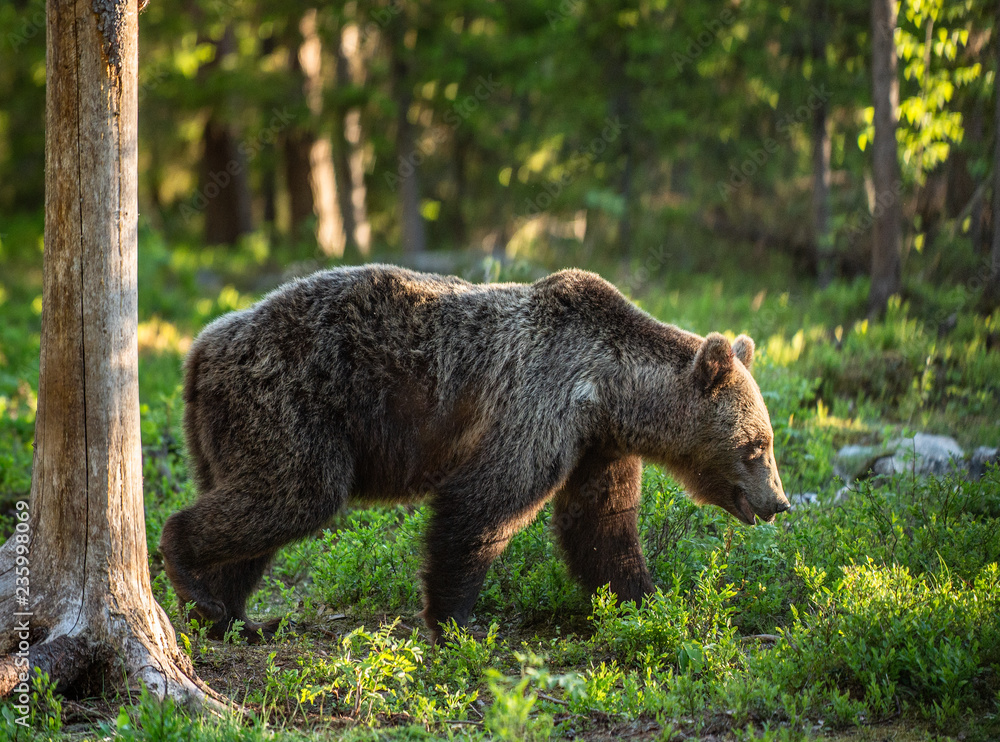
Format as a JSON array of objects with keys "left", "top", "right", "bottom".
[{"left": 677, "top": 333, "right": 789, "bottom": 525}]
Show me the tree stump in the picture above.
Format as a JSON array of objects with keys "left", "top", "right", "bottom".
[{"left": 0, "top": 0, "right": 221, "bottom": 708}]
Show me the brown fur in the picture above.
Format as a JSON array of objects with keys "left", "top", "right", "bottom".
[{"left": 159, "top": 265, "right": 788, "bottom": 642}]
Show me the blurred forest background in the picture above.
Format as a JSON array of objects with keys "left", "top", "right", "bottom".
[
  {"left": 2, "top": 3, "right": 1000, "bottom": 738},
  {"left": 0, "top": 0, "right": 995, "bottom": 310}
]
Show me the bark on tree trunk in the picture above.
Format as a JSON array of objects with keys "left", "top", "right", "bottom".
[
  {"left": 200, "top": 26, "right": 254, "bottom": 247},
  {"left": 333, "top": 22, "right": 378, "bottom": 257},
  {"left": 811, "top": 0, "right": 834, "bottom": 286},
  {"left": 339, "top": 22, "right": 371, "bottom": 255},
  {"left": 202, "top": 118, "right": 254, "bottom": 246},
  {"left": 285, "top": 9, "right": 347, "bottom": 257},
  {"left": 449, "top": 133, "right": 469, "bottom": 248},
  {"left": 867, "top": 0, "right": 903, "bottom": 318},
  {"left": 396, "top": 91, "right": 427, "bottom": 254},
  {"left": 389, "top": 22, "right": 427, "bottom": 255},
  {"left": 618, "top": 133, "right": 634, "bottom": 259},
  {"left": 344, "top": 108, "right": 371, "bottom": 254},
  {"left": 965, "top": 107, "right": 984, "bottom": 255},
  {"left": 285, "top": 130, "right": 316, "bottom": 234},
  {"left": 613, "top": 70, "right": 635, "bottom": 259},
  {"left": 813, "top": 100, "right": 833, "bottom": 285},
  {"left": 982, "top": 2, "right": 1000, "bottom": 311},
  {"left": 309, "top": 137, "right": 346, "bottom": 257},
  {"left": 0, "top": 0, "right": 220, "bottom": 708}
]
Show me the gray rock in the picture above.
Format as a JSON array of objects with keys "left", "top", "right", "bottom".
[
  {"left": 875, "top": 433, "right": 965, "bottom": 477},
  {"left": 833, "top": 484, "right": 858, "bottom": 503},
  {"left": 833, "top": 444, "right": 890, "bottom": 483},
  {"left": 789, "top": 492, "right": 820, "bottom": 507},
  {"left": 969, "top": 447, "right": 1000, "bottom": 480}
]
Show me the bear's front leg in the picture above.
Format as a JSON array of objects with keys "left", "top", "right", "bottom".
[{"left": 552, "top": 453, "right": 653, "bottom": 603}]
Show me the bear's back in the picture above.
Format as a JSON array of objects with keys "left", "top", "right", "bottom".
[{"left": 182, "top": 265, "right": 681, "bottom": 499}]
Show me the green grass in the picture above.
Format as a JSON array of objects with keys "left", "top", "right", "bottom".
[{"left": 1, "top": 228, "right": 999, "bottom": 740}]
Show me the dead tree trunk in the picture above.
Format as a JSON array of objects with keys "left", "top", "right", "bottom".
[
  {"left": 867, "top": 0, "right": 903, "bottom": 318},
  {"left": 0, "top": 0, "right": 220, "bottom": 707}
]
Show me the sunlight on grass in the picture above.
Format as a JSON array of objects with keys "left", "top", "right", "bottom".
[
  {"left": 764, "top": 328, "right": 807, "bottom": 366},
  {"left": 137, "top": 317, "right": 192, "bottom": 355},
  {"left": 2, "top": 250, "right": 1000, "bottom": 740}
]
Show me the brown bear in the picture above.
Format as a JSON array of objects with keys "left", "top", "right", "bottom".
[{"left": 159, "top": 265, "right": 788, "bottom": 643}]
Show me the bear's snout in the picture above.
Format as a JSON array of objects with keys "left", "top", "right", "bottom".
[
  {"left": 742, "top": 478, "right": 790, "bottom": 524},
  {"left": 758, "top": 495, "right": 791, "bottom": 523}
]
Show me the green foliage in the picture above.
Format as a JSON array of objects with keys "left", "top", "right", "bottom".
[
  {"left": 891, "top": 0, "right": 985, "bottom": 186},
  {"left": 5, "top": 0, "right": 992, "bottom": 277},
  {"left": 309, "top": 507, "right": 427, "bottom": 618},
  {"left": 590, "top": 552, "right": 740, "bottom": 677},
  {"left": 27, "top": 670, "right": 62, "bottom": 734},
  {"left": 112, "top": 685, "right": 189, "bottom": 742},
  {"left": 432, "top": 621, "right": 501, "bottom": 684},
  {"left": 0, "top": 659, "right": 63, "bottom": 740},
  {"left": 255, "top": 621, "right": 482, "bottom": 726},
  {"left": 3, "top": 216, "right": 1000, "bottom": 739},
  {"left": 790, "top": 470, "right": 1000, "bottom": 584},
  {"left": 0, "top": 278, "right": 39, "bottom": 525},
  {"left": 477, "top": 508, "right": 587, "bottom": 626},
  {"left": 754, "top": 560, "right": 1000, "bottom": 726},
  {"left": 483, "top": 663, "right": 552, "bottom": 742},
  {"left": 802, "top": 299, "right": 1000, "bottom": 432}
]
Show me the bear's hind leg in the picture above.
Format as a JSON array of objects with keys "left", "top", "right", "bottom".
[
  {"left": 160, "top": 479, "right": 345, "bottom": 639},
  {"left": 553, "top": 454, "right": 653, "bottom": 603},
  {"left": 199, "top": 552, "right": 278, "bottom": 642},
  {"left": 160, "top": 509, "right": 229, "bottom": 624}
]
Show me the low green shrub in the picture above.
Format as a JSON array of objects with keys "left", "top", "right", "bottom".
[
  {"left": 590, "top": 551, "right": 740, "bottom": 678},
  {"left": 309, "top": 507, "right": 427, "bottom": 618},
  {"left": 755, "top": 560, "right": 1000, "bottom": 728}
]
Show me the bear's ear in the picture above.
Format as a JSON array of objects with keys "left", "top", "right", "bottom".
[
  {"left": 693, "top": 333, "right": 734, "bottom": 393},
  {"left": 732, "top": 334, "right": 754, "bottom": 371}
]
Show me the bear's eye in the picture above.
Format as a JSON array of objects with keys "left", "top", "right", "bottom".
[{"left": 744, "top": 439, "right": 767, "bottom": 458}]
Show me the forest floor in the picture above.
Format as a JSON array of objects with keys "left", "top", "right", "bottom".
[{"left": 1, "top": 235, "right": 999, "bottom": 741}]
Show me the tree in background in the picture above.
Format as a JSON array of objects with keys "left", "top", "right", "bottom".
[
  {"left": 867, "top": 0, "right": 903, "bottom": 318},
  {"left": 386, "top": 3, "right": 428, "bottom": 255},
  {"left": 0, "top": 0, "right": 994, "bottom": 301},
  {"left": 986, "top": 0, "right": 1000, "bottom": 311},
  {"left": 199, "top": 25, "right": 255, "bottom": 246},
  {"left": 811, "top": 0, "right": 834, "bottom": 285},
  {"left": 0, "top": 0, "right": 216, "bottom": 704},
  {"left": 284, "top": 7, "right": 347, "bottom": 257},
  {"left": 332, "top": 17, "right": 372, "bottom": 256}
]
